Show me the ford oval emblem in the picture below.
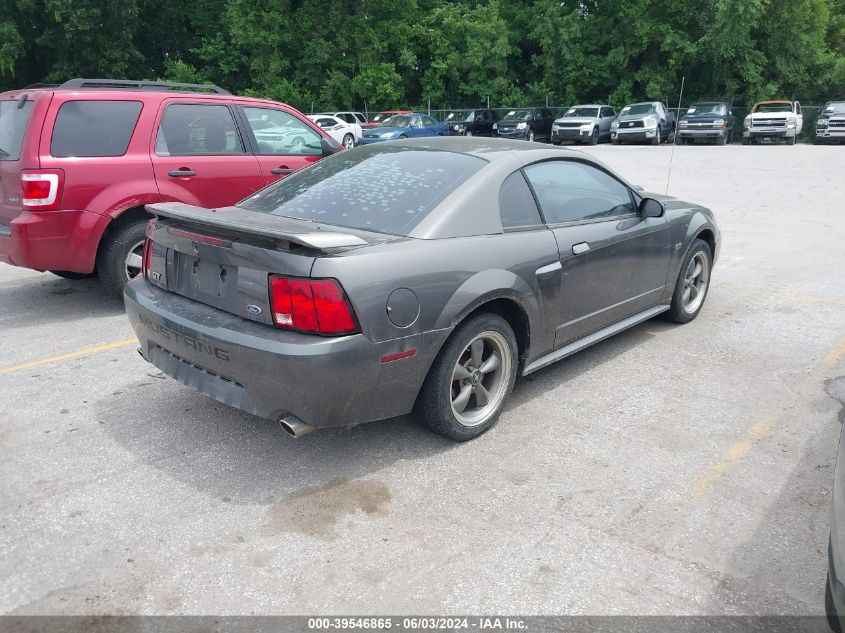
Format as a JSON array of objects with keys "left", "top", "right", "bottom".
[{"left": 246, "top": 304, "right": 262, "bottom": 315}]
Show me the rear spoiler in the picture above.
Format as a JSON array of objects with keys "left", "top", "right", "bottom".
[{"left": 146, "top": 202, "right": 369, "bottom": 249}]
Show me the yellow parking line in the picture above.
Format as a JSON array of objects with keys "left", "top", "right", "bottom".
[
  {"left": 682, "top": 334, "right": 845, "bottom": 504},
  {"left": 0, "top": 338, "right": 138, "bottom": 376}
]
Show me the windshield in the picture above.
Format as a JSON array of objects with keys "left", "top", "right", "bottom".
[
  {"left": 686, "top": 103, "right": 726, "bottom": 116},
  {"left": 754, "top": 103, "right": 793, "bottom": 113},
  {"left": 823, "top": 103, "right": 845, "bottom": 114},
  {"left": 380, "top": 115, "right": 411, "bottom": 128},
  {"left": 620, "top": 104, "right": 656, "bottom": 116},
  {"left": 504, "top": 110, "right": 533, "bottom": 121},
  {"left": 563, "top": 107, "right": 598, "bottom": 118},
  {"left": 0, "top": 99, "right": 34, "bottom": 161},
  {"left": 446, "top": 111, "right": 474, "bottom": 122},
  {"left": 239, "top": 146, "right": 487, "bottom": 236},
  {"left": 372, "top": 112, "right": 397, "bottom": 123}
]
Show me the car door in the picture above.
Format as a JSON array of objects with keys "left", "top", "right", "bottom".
[
  {"left": 795, "top": 102, "right": 803, "bottom": 133},
  {"left": 237, "top": 105, "right": 325, "bottom": 186},
  {"left": 312, "top": 116, "right": 345, "bottom": 145},
  {"left": 421, "top": 115, "right": 441, "bottom": 137},
  {"left": 151, "top": 100, "right": 265, "bottom": 209},
  {"left": 523, "top": 159, "right": 673, "bottom": 345},
  {"left": 600, "top": 107, "right": 616, "bottom": 136}
]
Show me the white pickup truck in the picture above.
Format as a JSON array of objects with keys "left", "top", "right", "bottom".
[{"left": 742, "top": 100, "right": 803, "bottom": 145}]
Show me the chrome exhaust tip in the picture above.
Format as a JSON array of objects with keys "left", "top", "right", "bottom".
[{"left": 278, "top": 415, "right": 315, "bottom": 438}]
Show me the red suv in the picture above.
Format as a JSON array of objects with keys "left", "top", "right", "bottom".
[{"left": 0, "top": 78, "right": 340, "bottom": 295}]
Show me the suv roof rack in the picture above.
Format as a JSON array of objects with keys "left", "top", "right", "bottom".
[
  {"left": 58, "top": 78, "right": 230, "bottom": 95},
  {"left": 23, "top": 82, "right": 60, "bottom": 89}
]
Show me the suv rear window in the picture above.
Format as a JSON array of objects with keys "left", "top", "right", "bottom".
[
  {"left": 51, "top": 100, "right": 142, "bottom": 157},
  {"left": 240, "top": 145, "right": 486, "bottom": 235},
  {"left": 0, "top": 100, "right": 34, "bottom": 161}
]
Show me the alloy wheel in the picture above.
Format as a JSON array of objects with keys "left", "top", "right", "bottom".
[
  {"left": 682, "top": 251, "right": 710, "bottom": 314},
  {"left": 343, "top": 134, "right": 355, "bottom": 149},
  {"left": 450, "top": 331, "right": 512, "bottom": 427},
  {"left": 125, "top": 240, "right": 145, "bottom": 280}
]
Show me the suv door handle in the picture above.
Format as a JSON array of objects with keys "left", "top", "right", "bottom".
[
  {"left": 270, "top": 167, "right": 294, "bottom": 175},
  {"left": 168, "top": 169, "right": 196, "bottom": 178},
  {"left": 572, "top": 242, "right": 590, "bottom": 255}
]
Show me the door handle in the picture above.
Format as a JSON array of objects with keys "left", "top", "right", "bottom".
[
  {"left": 572, "top": 242, "right": 590, "bottom": 255},
  {"left": 168, "top": 169, "right": 196, "bottom": 178},
  {"left": 271, "top": 167, "right": 294, "bottom": 175}
]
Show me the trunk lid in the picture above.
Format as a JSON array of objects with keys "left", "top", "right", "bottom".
[{"left": 144, "top": 202, "right": 393, "bottom": 325}]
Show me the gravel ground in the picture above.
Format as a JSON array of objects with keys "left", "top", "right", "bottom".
[{"left": 1, "top": 143, "right": 844, "bottom": 616}]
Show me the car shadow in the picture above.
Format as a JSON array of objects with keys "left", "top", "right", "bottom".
[
  {"left": 698, "top": 401, "right": 842, "bottom": 615},
  {"left": 99, "top": 317, "right": 668, "bottom": 509},
  {"left": 0, "top": 273, "right": 123, "bottom": 326}
]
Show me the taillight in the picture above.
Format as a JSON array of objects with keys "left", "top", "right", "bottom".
[
  {"left": 269, "top": 276, "right": 358, "bottom": 335},
  {"left": 141, "top": 239, "right": 152, "bottom": 279},
  {"left": 21, "top": 169, "right": 64, "bottom": 211}
]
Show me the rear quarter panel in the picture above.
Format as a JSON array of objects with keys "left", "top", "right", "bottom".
[{"left": 311, "top": 230, "right": 562, "bottom": 366}]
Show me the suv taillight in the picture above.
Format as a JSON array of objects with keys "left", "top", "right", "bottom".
[
  {"left": 21, "top": 169, "right": 64, "bottom": 211},
  {"left": 269, "top": 276, "right": 359, "bottom": 335},
  {"left": 141, "top": 238, "right": 152, "bottom": 279}
]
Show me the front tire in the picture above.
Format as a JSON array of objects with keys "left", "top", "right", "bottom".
[
  {"left": 415, "top": 312, "right": 518, "bottom": 441},
  {"left": 97, "top": 218, "right": 148, "bottom": 298},
  {"left": 664, "top": 239, "right": 712, "bottom": 323},
  {"left": 652, "top": 128, "right": 661, "bottom": 145},
  {"left": 589, "top": 128, "right": 599, "bottom": 145},
  {"left": 528, "top": 130, "right": 535, "bottom": 142}
]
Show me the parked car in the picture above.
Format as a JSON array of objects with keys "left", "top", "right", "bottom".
[
  {"left": 828, "top": 416, "right": 845, "bottom": 632},
  {"left": 307, "top": 114, "right": 357, "bottom": 149},
  {"left": 611, "top": 101, "right": 676, "bottom": 145},
  {"left": 493, "top": 108, "right": 554, "bottom": 142},
  {"left": 676, "top": 101, "right": 734, "bottom": 145},
  {"left": 362, "top": 110, "right": 412, "bottom": 129},
  {"left": 445, "top": 109, "right": 498, "bottom": 136},
  {"left": 126, "top": 137, "right": 719, "bottom": 442},
  {"left": 0, "top": 78, "right": 340, "bottom": 295},
  {"left": 318, "top": 111, "right": 365, "bottom": 142},
  {"left": 551, "top": 104, "right": 617, "bottom": 145},
  {"left": 814, "top": 101, "right": 845, "bottom": 144},
  {"left": 742, "top": 100, "right": 803, "bottom": 145},
  {"left": 359, "top": 113, "right": 448, "bottom": 143}
]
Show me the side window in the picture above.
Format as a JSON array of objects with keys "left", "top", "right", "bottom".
[
  {"left": 243, "top": 107, "right": 323, "bottom": 156},
  {"left": 601, "top": 107, "right": 615, "bottom": 118},
  {"left": 315, "top": 117, "right": 338, "bottom": 129},
  {"left": 338, "top": 113, "right": 353, "bottom": 124},
  {"left": 524, "top": 160, "right": 636, "bottom": 224},
  {"left": 410, "top": 116, "right": 423, "bottom": 128},
  {"left": 499, "top": 171, "right": 543, "bottom": 230},
  {"left": 354, "top": 113, "right": 367, "bottom": 124},
  {"left": 156, "top": 103, "right": 244, "bottom": 156},
  {"left": 796, "top": 103, "right": 802, "bottom": 115},
  {"left": 422, "top": 116, "right": 437, "bottom": 128},
  {"left": 52, "top": 100, "right": 142, "bottom": 157}
]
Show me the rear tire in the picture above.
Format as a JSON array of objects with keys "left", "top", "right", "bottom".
[
  {"left": 342, "top": 133, "right": 355, "bottom": 149},
  {"left": 97, "top": 218, "right": 148, "bottom": 298},
  {"left": 415, "top": 312, "right": 518, "bottom": 441},
  {"left": 51, "top": 271, "right": 96, "bottom": 280},
  {"left": 664, "top": 239, "right": 712, "bottom": 324},
  {"left": 528, "top": 130, "right": 535, "bottom": 142}
]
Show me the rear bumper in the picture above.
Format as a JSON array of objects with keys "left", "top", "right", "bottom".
[
  {"left": 124, "top": 279, "right": 449, "bottom": 429},
  {"left": 0, "top": 209, "right": 109, "bottom": 272}
]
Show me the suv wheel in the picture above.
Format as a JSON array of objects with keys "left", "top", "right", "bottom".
[
  {"left": 342, "top": 133, "right": 355, "bottom": 149},
  {"left": 416, "top": 312, "right": 518, "bottom": 441},
  {"left": 97, "top": 218, "right": 148, "bottom": 297},
  {"left": 652, "top": 128, "right": 661, "bottom": 145},
  {"left": 528, "top": 130, "right": 535, "bottom": 142},
  {"left": 664, "top": 239, "right": 712, "bottom": 323},
  {"left": 589, "top": 127, "right": 599, "bottom": 145}
]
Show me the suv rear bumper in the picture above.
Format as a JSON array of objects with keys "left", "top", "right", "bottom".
[
  {"left": 124, "top": 278, "right": 449, "bottom": 429},
  {"left": 0, "top": 209, "right": 109, "bottom": 272}
]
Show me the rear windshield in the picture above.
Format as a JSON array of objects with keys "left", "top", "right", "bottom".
[
  {"left": 51, "top": 100, "right": 142, "bottom": 157},
  {"left": 0, "top": 99, "right": 34, "bottom": 161},
  {"left": 239, "top": 145, "right": 487, "bottom": 235}
]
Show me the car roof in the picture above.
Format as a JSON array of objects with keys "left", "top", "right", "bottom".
[
  {"left": 378, "top": 136, "right": 594, "bottom": 161},
  {"left": 567, "top": 104, "right": 606, "bottom": 108},
  {"left": 754, "top": 100, "right": 793, "bottom": 105}
]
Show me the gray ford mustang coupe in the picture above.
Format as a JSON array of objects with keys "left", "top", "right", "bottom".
[{"left": 125, "top": 138, "right": 719, "bottom": 441}]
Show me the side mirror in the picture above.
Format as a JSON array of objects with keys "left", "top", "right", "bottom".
[
  {"left": 639, "top": 197, "right": 664, "bottom": 218},
  {"left": 321, "top": 137, "right": 341, "bottom": 156}
]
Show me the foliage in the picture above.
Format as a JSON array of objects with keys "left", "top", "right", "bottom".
[{"left": 1, "top": 0, "right": 843, "bottom": 109}]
